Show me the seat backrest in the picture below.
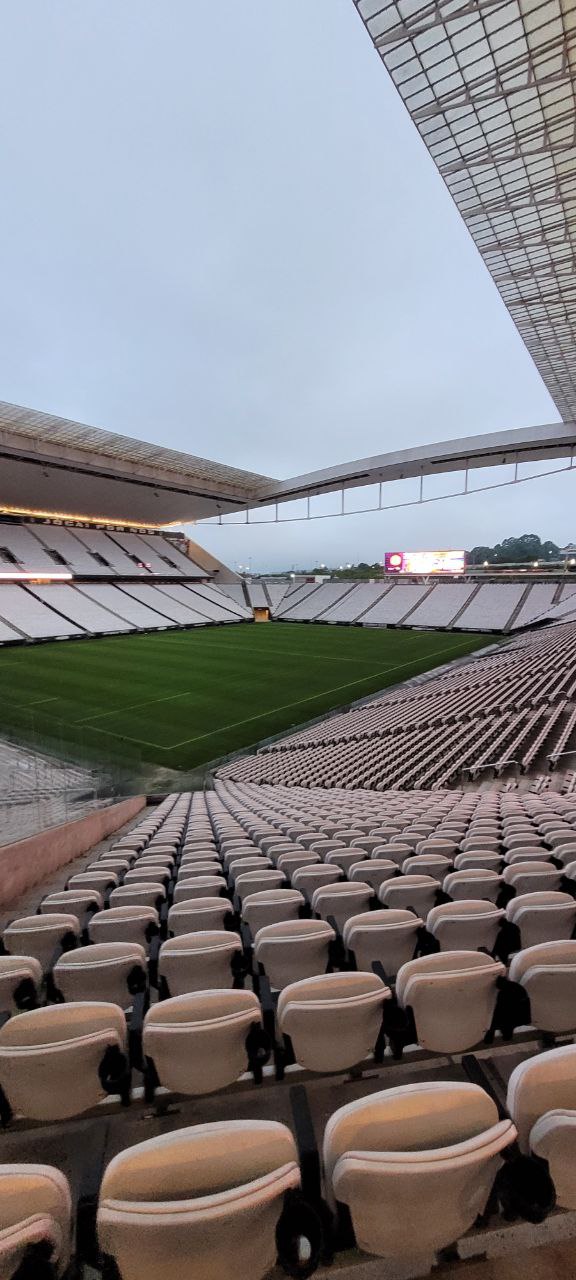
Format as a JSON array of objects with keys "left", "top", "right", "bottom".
[
  {"left": 396, "top": 952, "right": 505, "bottom": 1053},
  {"left": 506, "top": 891, "right": 576, "bottom": 947},
  {"left": 97, "top": 1120, "right": 300, "bottom": 1280},
  {"left": 342, "top": 909, "right": 422, "bottom": 977},
  {"left": 0, "top": 1163, "right": 72, "bottom": 1278},
  {"left": 509, "top": 941, "right": 576, "bottom": 1034},
  {"left": 158, "top": 931, "right": 242, "bottom": 996},
  {"left": 242, "top": 889, "right": 303, "bottom": 933},
  {"left": 40, "top": 890, "right": 103, "bottom": 920},
  {"left": 0, "top": 956, "right": 42, "bottom": 1015},
  {"left": 143, "top": 989, "right": 262, "bottom": 1096},
  {"left": 0, "top": 1002, "right": 127, "bottom": 1121},
  {"left": 426, "top": 900, "right": 504, "bottom": 952},
  {"left": 172, "top": 878, "right": 226, "bottom": 904},
  {"left": 89, "top": 905, "right": 159, "bottom": 950},
  {"left": 276, "top": 971, "right": 390, "bottom": 1073},
  {"left": 379, "top": 874, "right": 438, "bottom": 915},
  {"left": 323, "top": 1082, "right": 514, "bottom": 1258},
  {"left": 54, "top": 942, "right": 146, "bottom": 1008},
  {"left": 2, "top": 914, "right": 80, "bottom": 971},
  {"left": 253, "top": 919, "right": 334, "bottom": 990},
  {"left": 311, "top": 882, "right": 374, "bottom": 929},
  {"left": 530, "top": 1110, "right": 576, "bottom": 1210},
  {"left": 507, "top": 1044, "right": 576, "bottom": 1152},
  {"left": 443, "top": 870, "right": 502, "bottom": 903},
  {"left": 168, "top": 897, "right": 233, "bottom": 935}
]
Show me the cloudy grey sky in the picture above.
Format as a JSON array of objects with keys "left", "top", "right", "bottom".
[{"left": 1, "top": 0, "right": 571, "bottom": 570}]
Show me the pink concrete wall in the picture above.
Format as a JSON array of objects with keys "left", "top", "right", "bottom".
[{"left": 0, "top": 795, "right": 146, "bottom": 908}]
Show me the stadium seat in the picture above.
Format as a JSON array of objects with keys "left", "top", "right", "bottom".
[
  {"left": 0, "top": 1002, "right": 129, "bottom": 1122},
  {"left": 403, "top": 853, "right": 452, "bottom": 882},
  {"left": 172, "top": 877, "right": 227, "bottom": 904},
  {"left": 291, "top": 865, "right": 343, "bottom": 903},
  {"left": 378, "top": 874, "right": 438, "bottom": 915},
  {"left": 502, "top": 862, "right": 563, "bottom": 896},
  {"left": 426, "top": 900, "right": 504, "bottom": 953},
  {"left": 234, "top": 870, "right": 286, "bottom": 903},
  {"left": 253, "top": 919, "right": 335, "bottom": 990},
  {"left": 0, "top": 955, "right": 42, "bottom": 1015},
  {"left": 348, "top": 859, "right": 398, "bottom": 892},
  {"left": 158, "top": 931, "right": 243, "bottom": 996},
  {"left": 142, "top": 990, "right": 264, "bottom": 1096},
  {"left": 168, "top": 897, "right": 234, "bottom": 935},
  {"left": 443, "top": 869, "right": 503, "bottom": 903},
  {"left": 89, "top": 905, "right": 159, "bottom": 951},
  {"left": 39, "top": 889, "right": 103, "bottom": 920},
  {"left": 507, "top": 1044, "right": 576, "bottom": 1171},
  {"left": 53, "top": 942, "right": 147, "bottom": 1009},
  {"left": 1, "top": 914, "right": 80, "bottom": 972},
  {"left": 453, "top": 853, "right": 503, "bottom": 872},
  {"left": 242, "top": 888, "right": 304, "bottom": 933},
  {"left": 508, "top": 941, "right": 576, "bottom": 1035},
  {"left": 0, "top": 1163, "right": 72, "bottom": 1278},
  {"left": 323, "top": 1082, "right": 515, "bottom": 1258},
  {"left": 110, "top": 883, "right": 166, "bottom": 911},
  {"left": 505, "top": 891, "right": 576, "bottom": 948},
  {"left": 276, "top": 971, "right": 390, "bottom": 1073},
  {"left": 67, "top": 870, "right": 118, "bottom": 896},
  {"left": 311, "top": 881, "right": 374, "bottom": 931},
  {"left": 343, "top": 908, "right": 422, "bottom": 977},
  {"left": 394, "top": 952, "right": 506, "bottom": 1053},
  {"left": 97, "top": 1121, "right": 301, "bottom": 1280}
]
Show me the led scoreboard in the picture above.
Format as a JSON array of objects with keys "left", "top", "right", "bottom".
[{"left": 384, "top": 550, "right": 466, "bottom": 575}]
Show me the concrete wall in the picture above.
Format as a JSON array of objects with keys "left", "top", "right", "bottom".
[{"left": 0, "top": 795, "right": 146, "bottom": 909}]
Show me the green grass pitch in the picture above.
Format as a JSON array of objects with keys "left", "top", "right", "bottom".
[{"left": 0, "top": 623, "right": 488, "bottom": 774}]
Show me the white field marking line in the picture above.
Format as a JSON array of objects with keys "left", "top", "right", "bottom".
[
  {"left": 126, "top": 632, "right": 394, "bottom": 665},
  {"left": 4, "top": 694, "right": 59, "bottom": 709},
  {"left": 80, "top": 635, "right": 483, "bottom": 751}
]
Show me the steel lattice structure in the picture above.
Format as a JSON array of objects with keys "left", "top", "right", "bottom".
[{"left": 353, "top": 0, "right": 576, "bottom": 420}]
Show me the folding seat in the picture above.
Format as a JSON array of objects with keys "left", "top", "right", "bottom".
[
  {"left": 53, "top": 942, "right": 147, "bottom": 1009},
  {"left": 0, "top": 1163, "right": 72, "bottom": 1278},
  {"left": 402, "top": 854, "right": 452, "bottom": 883},
  {"left": 323, "top": 1081, "right": 516, "bottom": 1260},
  {"left": 92, "top": 856, "right": 132, "bottom": 873},
  {"left": 504, "top": 849, "right": 555, "bottom": 864},
  {"left": 40, "top": 889, "right": 103, "bottom": 921},
  {"left": 443, "top": 869, "right": 503, "bottom": 904},
  {"left": 312, "top": 881, "right": 374, "bottom": 932},
  {"left": 503, "top": 835, "right": 544, "bottom": 852},
  {"left": 502, "top": 861, "right": 563, "bottom": 896},
  {"left": 507, "top": 1043, "right": 576, "bottom": 1156},
  {"left": 158, "top": 931, "right": 243, "bottom": 996},
  {"left": 177, "top": 861, "right": 225, "bottom": 879},
  {"left": 415, "top": 838, "right": 458, "bottom": 858},
  {"left": 348, "top": 859, "right": 398, "bottom": 893},
  {"left": 460, "top": 836, "right": 501, "bottom": 853},
  {"left": 274, "top": 852, "right": 320, "bottom": 880},
  {"left": 372, "top": 842, "right": 413, "bottom": 867},
  {"left": 2, "top": 914, "right": 80, "bottom": 972},
  {"left": 324, "top": 849, "right": 368, "bottom": 875},
  {"left": 180, "top": 848, "right": 220, "bottom": 863},
  {"left": 552, "top": 842, "right": 576, "bottom": 865},
  {"left": 0, "top": 1002, "right": 129, "bottom": 1121},
  {"left": 89, "top": 905, "right": 159, "bottom": 952},
  {"left": 97, "top": 1120, "right": 301, "bottom": 1280},
  {"left": 343, "top": 909, "right": 421, "bottom": 977},
  {"left": 235, "top": 869, "right": 286, "bottom": 905},
  {"left": 426, "top": 901, "right": 504, "bottom": 953},
  {"left": 349, "top": 836, "right": 386, "bottom": 856},
  {"left": 395, "top": 952, "right": 505, "bottom": 1053},
  {"left": 173, "top": 877, "right": 227, "bottom": 904},
  {"left": 143, "top": 990, "right": 264, "bottom": 1096},
  {"left": 389, "top": 832, "right": 421, "bottom": 852},
  {"left": 226, "top": 854, "right": 272, "bottom": 878},
  {"left": 506, "top": 891, "right": 576, "bottom": 949},
  {"left": 368, "top": 826, "right": 402, "bottom": 842},
  {"left": 0, "top": 955, "right": 42, "bottom": 1015},
  {"left": 168, "top": 897, "right": 234, "bottom": 937},
  {"left": 379, "top": 874, "right": 438, "bottom": 917},
  {"left": 276, "top": 971, "right": 390, "bottom": 1073},
  {"left": 136, "top": 853, "right": 175, "bottom": 870},
  {"left": 242, "top": 888, "right": 303, "bottom": 934},
  {"left": 545, "top": 828, "right": 576, "bottom": 850},
  {"left": 110, "top": 883, "right": 166, "bottom": 911},
  {"left": 291, "top": 864, "right": 342, "bottom": 904},
  {"left": 67, "top": 870, "right": 118, "bottom": 896},
  {"left": 309, "top": 839, "right": 346, "bottom": 858},
  {"left": 508, "top": 941, "right": 576, "bottom": 1035},
  {"left": 259, "top": 834, "right": 292, "bottom": 855},
  {"left": 253, "top": 919, "right": 334, "bottom": 991},
  {"left": 453, "top": 852, "right": 502, "bottom": 872},
  {"left": 124, "top": 866, "right": 170, "bottom": 886},
  {"left": 330, "top": 829, "right": 367, "bottom": 846}
]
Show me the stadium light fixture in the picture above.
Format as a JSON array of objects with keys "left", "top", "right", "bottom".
[{"left": 0, "top": 571, "right": 73, "bottom": 581}]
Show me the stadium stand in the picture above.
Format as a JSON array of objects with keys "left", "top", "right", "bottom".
[
  {"left": 321, "top": 581, "right": 389, "bottom": 622},
  {"left": 0, "top": 586, "right": 83, "bottom": 639},
  {"left": 1, "top": 785, "right": 574, "bottom": 1276},
  {"left": 219, "top": 621, "right": 576, "bottom": 789}
]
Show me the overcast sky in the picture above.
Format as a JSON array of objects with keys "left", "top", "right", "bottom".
[{"left": 1, "top": 0, "right": 571, "bottom": 571}]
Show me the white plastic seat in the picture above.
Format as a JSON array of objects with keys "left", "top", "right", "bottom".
[
  {"left": 379, "top": 874, "right": 438, "bottom": 916},
  {"left": 110, "top": 883, "right": 166, "bottom": 911},
  {"left": 2, "top": 914, "right": 80, "bottom": 972},
  {"left": 137, "top": 853, "right": 175, "bottom": 869},
  {"left": 402, "top": 854, "right": 452, "bottom": 883},
  {"left": 275, "top": 852, "right": 321, "bottom": 878},
  {"left": 292, "top": 865, "right": 342, "bottom": 904},
  {"left": 143, "top": 989, "right": 263, "bottom": 1095},
  {"left": 443, "top": 869, "right": 503, "bottom": 904},
  {"left": 92, "top": 857, "right": 131, "bottom": 873},
  {"left": 235, "top": 870, "right": 286, "bottom": 903},
  {"left": 158, "top": 931, "right": 242, "bottom": 996},
  {"left": 0, "top": 956, "right": 42, "bottom": 1015},
  {"left": 348, "top": 860, "right": 398, "bottom": 892},
  {"left": 343, "top": 909, "right": 421, "bottom": 977},
  {"left": 323, "top": 1082, "right": 515, "bottom": 1259},
  {"left": 503, "top": 848, "right": 552, "bottom": 865},
  {"left": 168, "top": 897, "right": 234, "bottom": 935},
  {"left": 276, "top": 971, "right": 390, "bottom": 1073},
  {"left": 67, "top": 870, "right": 118, "bottom": 896},
  {"left": 172, "top": 877, "right": 227, "bottom": 904},
  {"left": 40, "top": 889, "right": 103, "bottom": 921},
  {"left": 0, "top": 1002, "right": 128, "bottom": 1121},
  {"left": 226, "top": 856, "right": 272, "bottom": 880},
  {"left": 254, "top": 919, "right": 335, "bottom": 991},
  {"left": 53, "top": 942, "right": 147, "bottom": 1009},
  {"left": 242, "top": 888, "right": 304, "bottom": 934},
  {"left": 395, "top": 951, "right": 505, "bottom": 1053},
  {"left": 506, "top": 891, "right": 576, "bottom": 948},
  {"left": 89, "top": 905, "right": 159, "bottom": 952},
  {"left": 426, "top": 900, "right": 504, "bottom": 953},
  {"left": 453, "top": 853, "right": 502, "bottom": 872},
  {"left": 124, "top": 867, "right": 170, "bottom": 886},
  {"left": 325, "top": 850, "right": 368, "bottom": 875},
  {"left": 372, "top": 842, "right": 414, "bottom": 867},
  {"left": 507, "top": 1043, "right": 576, "bottom": 1162},
  {"left": 0, "top": 1163, "right": 72, "bottom": 1278},
  {"left": 502, "top": 862, "right": 562, "bottom": 896},
  {"left": 312, "top": 881, "right": 374, "bottom": 931},
  {"left": 509, "top": 940, "right": 576, "bottom": 1034},
  {"left": 97, "top": 1121, "right": 300, "bottom": 1280}
]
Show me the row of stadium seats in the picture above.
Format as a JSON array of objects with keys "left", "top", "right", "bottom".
[
  {"left": 0, "top": 522, "right": 202, "bottom": 577},
  {"left": 219, "top": 620, "right": 576, "bottom": 787},
  {"left": 273, "top": 579, "right": 576, "bottom": 630},
  {"left": 0, "top": 579, "right": 250, "bottom": 642},
  {"left": 4, "top": 1041, "right": 576, "bottom": 1279}
]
